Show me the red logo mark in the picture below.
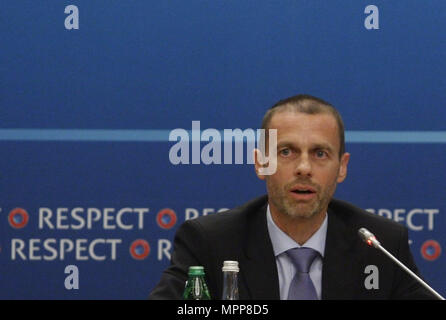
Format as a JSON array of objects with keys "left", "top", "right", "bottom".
[
  {"left": 420, "top": 240, "right": 441, "bottom": 261},
  {"left": 8, "top": 208, "right": 29, "bottom": 229},
  {"left": 129, "top": 239, "right": 150, "bottom": 260},
  {"left": 156, "top": 208, "right": 177, "bottom": 229}
]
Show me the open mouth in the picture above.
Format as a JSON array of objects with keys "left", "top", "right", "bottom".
[
  {"left": 290, "top": 185, "right": 317, "bottom": 194},
  {"left": 292, "top": 190, "right": 315, "bottom": 194},
  {"left": 289, "top": 185, "right": 317, "bottom": 199}
]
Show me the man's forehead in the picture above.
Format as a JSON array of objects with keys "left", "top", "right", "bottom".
[{"left": 268, "top": 111, "right": 340, "bottom": 150}]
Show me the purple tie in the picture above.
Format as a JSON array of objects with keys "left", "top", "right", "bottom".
[{"left": 287, "top": 247, "right": 319, "bottom": 300}]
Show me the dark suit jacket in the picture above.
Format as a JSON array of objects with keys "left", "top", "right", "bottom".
[{"left": 149, "top": 195, "right": 436, "bottom": 300}]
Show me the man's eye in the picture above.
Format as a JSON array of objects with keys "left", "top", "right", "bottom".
[
  {"left": 280, "top": 148, "right": 291, "bottom": 156},
  {"left": 315, "top": 150, "right": 327, "bottom": 158}
]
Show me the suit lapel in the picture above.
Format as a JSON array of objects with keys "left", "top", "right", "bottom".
[
  {"left": 322, "top": 205, "right": 362, "bottom": 299},
  {"left": 240, "top": 203, "right": 280, "bottom": 299}
]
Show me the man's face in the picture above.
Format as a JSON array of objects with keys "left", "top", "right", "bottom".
[{"left": 255, "top": 110, "right": 350, "bottom": 219}]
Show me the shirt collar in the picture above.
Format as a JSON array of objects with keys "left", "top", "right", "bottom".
[{"left": 266, "top": 204, "right": 327, "bottom": 257}]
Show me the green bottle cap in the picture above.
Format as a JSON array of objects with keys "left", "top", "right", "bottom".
[{"left": 188, "top": 266, "right": 205, "bottom": 276}]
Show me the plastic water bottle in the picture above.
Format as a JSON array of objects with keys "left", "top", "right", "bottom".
[
  {"left": 183, "top": 266, "right": 211, "bottom": 300},
  {"left": 221, "top": 260, "right": 239, "bottom": 300}
]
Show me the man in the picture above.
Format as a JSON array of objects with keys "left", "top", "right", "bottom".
[{"left": 149, "top": 94, "right": 436, "bottom": 300}]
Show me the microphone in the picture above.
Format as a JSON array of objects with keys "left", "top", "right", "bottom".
[
  {"left": 358, "top": 227, "right": 381, "bottom": 248},
  {"left": 358, "top": 227, "right": 445, "bottom": 300}
]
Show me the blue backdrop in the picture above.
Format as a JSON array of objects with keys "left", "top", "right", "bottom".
[{"left": 1, "top": 1, "right": 445, "bottom": 299}]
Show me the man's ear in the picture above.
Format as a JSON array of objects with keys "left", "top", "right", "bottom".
[
  {"left": 337, "top": 152, "right": 350, "bottom": 183},
  {"left": 253, "top": 148, "right": 266, "bottom": 181}
]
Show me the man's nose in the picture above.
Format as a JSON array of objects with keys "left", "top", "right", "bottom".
[{"left": 294, "top": 154, "right": 312, "bottom": 177}]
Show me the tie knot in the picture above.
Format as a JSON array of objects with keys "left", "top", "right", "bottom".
[{"left": 287, "top": 247, "right": 319, "bottom": 273}]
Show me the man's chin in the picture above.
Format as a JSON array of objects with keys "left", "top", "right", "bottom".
[
  {"left": 285, "top": 211, "right": 317, "bottom": 220},
  {"left": 283, "top": 203, "right": 319, "bottom": 219}
]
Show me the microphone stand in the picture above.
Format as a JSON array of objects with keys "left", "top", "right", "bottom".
[
  {"left": 359, "top": 228, "right": 444, "bottom": 300},
  {"left": 375, "top": 242, "right": 445, "bottom": 300}
]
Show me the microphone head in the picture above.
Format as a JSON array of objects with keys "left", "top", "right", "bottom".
[{"left": 358, "top": 227, "right": 381, "bottom": 248}]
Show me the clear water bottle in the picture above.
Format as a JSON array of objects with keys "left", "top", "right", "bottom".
[
  {"left": 221, "top": 260, "right": 239, "bottom": 300},
  {"left": 183, "top": 266, "right": 211, "bottom": 300}
]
